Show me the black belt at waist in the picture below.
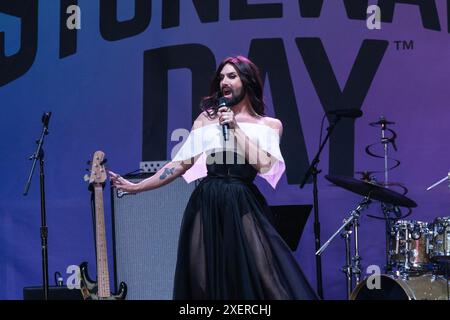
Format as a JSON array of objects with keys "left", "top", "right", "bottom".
[{"left": 205, "top": 172, "right": 255, "bottom": 184}]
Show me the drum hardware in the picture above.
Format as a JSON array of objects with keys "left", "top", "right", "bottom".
[
  {"left": 355, "top": 201, "right": 450, "bottom": 299},
  {"left": 430, "top": 217, "right": 450, "bottom": 262},
  {"left": 350, "top": 273, "right": 449, "bottom": 300},
  {"left": 426, "top": 174, "right": 450, "bottom": 299},
  {"left": 346, "top": 209, "right": 450, "bottom": 299},
  {"left": 383, "top": 203, "right": 398, "bottom": 274},
  {"left": 364, "top": 117, "right": 416, "bottom": 273},
  {"left": 318, "top": 174, "right": 417, "bottom": 299},
  {"left": 340, "top": 208, "right": 363, "bottom": 296},
  {"left": 324, "top": 175, "right": 417, "bottom": 208},
  {"left": 388, "top": 220, "right": 434, "bottom": 275},
  {"left": 366, "top": 116, "right": 400, "bottom": 186},
  {"left": 366, "top": 195, "right": 413, "bottom": 273},
  {"left": 324, "top": 117, "right": 450, "bottom": 299},
  {"left": 426, "top": 172, "right": 450, "bottom": 191},
  {"left": 317, "top": 196, "right": 370, "bottom": 299}
]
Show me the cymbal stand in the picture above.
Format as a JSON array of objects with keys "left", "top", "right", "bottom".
[
  {"left": 379, "top": 119, "right": 397, "bottom": 274},
  {"left": 316, "top": 196, "right": 371, "bottom": 299},
  {"left": 341, "top": 217, "right": 362, "bottom": 298},
  {"left": 353, "top": 215, "right": 362, "bottom": 285},
  {"left": 341, "top": 224, "right": 352, "bottom": 298}
]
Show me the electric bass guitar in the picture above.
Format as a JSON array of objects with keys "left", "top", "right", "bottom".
[{"left": 79, "top": 150, "right": 127, "bottom": 300}]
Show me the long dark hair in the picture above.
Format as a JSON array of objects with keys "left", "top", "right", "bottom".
[{"left": 200, "top": 56, "right": 265, "bottom": 118}]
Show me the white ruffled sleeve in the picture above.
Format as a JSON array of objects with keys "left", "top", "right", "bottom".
[
  {"left": 171, "top": 124, "right": 223, "bottom": 183},
  {"left": 238, "top": 123, "right": 285, "bottom": 189}
]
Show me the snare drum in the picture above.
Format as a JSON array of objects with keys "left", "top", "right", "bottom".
[
  {"left": 430, "top": 217, "right": 450, "bottom": 261},
  {"left": 389, "top": 220, "right": 433, "bottom": 271}
]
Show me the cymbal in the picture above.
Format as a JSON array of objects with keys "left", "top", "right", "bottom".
[
  {"left": 369, "top": 117, "right": 395, "bottom": 127},
  {"left": 325, "top": 174, "right": 417, "bottom": 208}
]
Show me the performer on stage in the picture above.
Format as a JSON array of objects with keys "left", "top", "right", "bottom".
[{"left": 110, "top": 56, "right": 318, "bottom": 300}]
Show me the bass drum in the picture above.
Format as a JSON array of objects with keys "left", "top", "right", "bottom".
[{"left": 350, "top": 274, "right": 449, "bottom": 300}]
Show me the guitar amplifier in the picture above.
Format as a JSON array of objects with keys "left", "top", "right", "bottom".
[{"left": 111, "top": 165, "right": 196, "bottom": 300}]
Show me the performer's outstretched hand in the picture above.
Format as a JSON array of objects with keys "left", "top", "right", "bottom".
[{"left": 109, "top": 171, "right": 138, "bottom": 193}]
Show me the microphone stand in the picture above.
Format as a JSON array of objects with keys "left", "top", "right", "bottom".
[
  {"left": 300, "top": 115, "right": 342, "bottom": 299},
  {"left": 23, "top": 112, "right": 52, "bottom": 300}
]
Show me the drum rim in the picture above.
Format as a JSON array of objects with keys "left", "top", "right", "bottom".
[{"left": 395, "top": 219, "right": 429, "bottom": 225}]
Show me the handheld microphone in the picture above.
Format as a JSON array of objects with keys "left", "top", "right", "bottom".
[
  {"left": 218, "top": 97, "right": 229, "bottom": 141},
  {"left": 327, "top": 109, "right": 363, "bottom": 119}
]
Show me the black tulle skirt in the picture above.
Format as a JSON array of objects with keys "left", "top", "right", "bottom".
[{"left": 173, "top": 174, "right": 318, "bottom": 300}]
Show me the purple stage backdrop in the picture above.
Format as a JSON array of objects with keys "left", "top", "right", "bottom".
[{"left": 1, "top": 0, "right": 450, "bottom": 300}]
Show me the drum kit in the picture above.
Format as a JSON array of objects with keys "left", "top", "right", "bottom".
[
  {"left": 318, "top": 174, "right": 450, "bottom": 300},
  {"left": 316, "top": 117, "right": 450, "bottom": 300}
]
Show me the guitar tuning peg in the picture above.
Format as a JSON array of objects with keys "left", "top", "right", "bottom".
[
  {"left": 87, "top": 160, "right": 92, "bottom": 165},
  {"left": 100, "top": 158, "right": 108, "bottom": 165},
  {"left": 83, "top": 174, "right": 90, "bottom": 182},
  {"left": 85, "top": 168, "right": 90, "bottom": 172}
]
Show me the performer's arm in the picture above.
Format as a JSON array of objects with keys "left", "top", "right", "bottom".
[
  {"left": 110, "top": 158, "right": 196, "bottom": 193},
  {"left": 110, "top": 114, "right": 206, "bottom": 193},
  {"left": 218, "top": 106, "right": 283, "bottom": 173}
]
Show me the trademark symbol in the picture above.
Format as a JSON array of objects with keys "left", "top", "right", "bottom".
[{"left": 394, "top": 40, "right": 414, "bottom": 51}]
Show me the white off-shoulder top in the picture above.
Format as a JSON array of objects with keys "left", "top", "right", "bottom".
[{"left": 171, "top": 123, "right": 285, "bottom": 189}]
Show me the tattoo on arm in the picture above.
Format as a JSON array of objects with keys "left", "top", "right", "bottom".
[{"left": 159, "top": 168, "right": 175, "bottom": 180}]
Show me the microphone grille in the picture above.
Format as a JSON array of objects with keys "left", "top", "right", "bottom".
[{"left": 218, "top": 97, "right": 228, "bottom": 107}]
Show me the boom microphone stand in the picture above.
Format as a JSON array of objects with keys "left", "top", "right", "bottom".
[
  {"left": 300, "top": 114, "right": 343, "bottom": 300},
  {"left": 23, "top": 112, "right": 52, "bottom": 300}
]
